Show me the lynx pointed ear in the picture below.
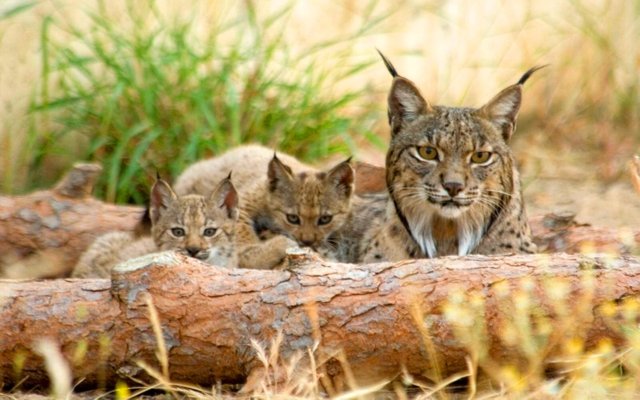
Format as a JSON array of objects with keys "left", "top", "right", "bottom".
[
  {"left": 388, "top": 77, "right": 431, "bottom": 136},
  {"left": 478, "top": 85, "right": 522, "bottom": 142},
  {"left": 210, "top": 174, "right": 239, "bottom": 220},
  {"left": 326, "top": 157, "right": 354, "bottom": 198},
  {"left": 150, "top": 178, "right": 178, "bottom": 223},
  {"left": 378, "top": 50, "right": 432, "bottom": 135},
  {"left": 267, "top": 154, "right": 294, "bottom": 192},
  {"left": 478, "top": 65, "right": 545, "bottom": 142},
  {"left": 388, "top": 78, "right": 431, "bottom": 135}
]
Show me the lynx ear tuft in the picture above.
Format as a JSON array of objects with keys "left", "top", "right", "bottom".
[
  {"left": 150, "top": 178, "right": 178, "bottom": 223},
  {"left": 376, "top": 49, "right": 398, "bottom": 78},
  {"left": 517, "top": 65, "right": 547, "bottom": 86},
  {"left": 478, "top": 66, "right": 545, "bottom": 142},
  {"left": 379, "top": 51, "right": 432, "bottom": 135}
]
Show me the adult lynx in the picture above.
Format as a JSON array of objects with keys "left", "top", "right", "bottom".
[{"left": 361, "top": 53, "right": 540, "bottom": 262}]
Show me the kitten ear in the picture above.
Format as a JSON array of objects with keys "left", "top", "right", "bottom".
[
  {"left": 477, "top": 66, "right": 545, "bottom": 142},
  {"left": 150, "top": 178, "right": 178, "bottom": 223},
  {"left": 378, "top": 50, "right": 431, "bottom": 135},
  {"left": 326, "top": 157, "right": 354, "bottom": 199},
  {"left": 210, "top": 173, "right": 238, "bottom": 220},
  {"left": 267, "top": 154, "right": 294, "bottom": 192}
]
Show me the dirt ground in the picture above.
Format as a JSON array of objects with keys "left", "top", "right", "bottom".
[
  {"left": 519, "top": 144, "right": 640, "bottom": 230},
  {"left": 525, "top": 174, "right": 640, "bottom": 229}
]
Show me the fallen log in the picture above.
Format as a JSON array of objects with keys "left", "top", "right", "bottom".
[
  {"left": 0, "top": 164, "right": 143, "bottom": 278},
  {"left": 2, "top": 163, "right": 639, "bottom": 279},
  {"left": 1, "top": 252, "right": 640, "bottom": 391},
  {"left": 0, "top": 161, "right": 388, "bottom": 279}
]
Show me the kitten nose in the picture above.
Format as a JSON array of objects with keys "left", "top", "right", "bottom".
[
  {"left": 186, "top": 247, "right": 200, "bottom": 257},
  {"left": 443, "top": 182, "right": 464, "bottom": 197},
  {"left": 300, "top": 239, "right": 315, "bottom": 247}
]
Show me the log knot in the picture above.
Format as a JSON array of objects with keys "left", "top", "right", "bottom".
[{"left": 111, "top": 251, "right": 183, "bottom": 303}]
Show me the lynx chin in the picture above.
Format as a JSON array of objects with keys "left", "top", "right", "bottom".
[{"left": 360, "top": 52, "right": 541, "bottom": 262}]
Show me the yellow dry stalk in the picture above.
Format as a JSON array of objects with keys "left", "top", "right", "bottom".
[{"left": 630, "top": 155, "right": 640, "bottom": 195}]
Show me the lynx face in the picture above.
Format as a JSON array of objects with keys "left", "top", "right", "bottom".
[
  {"left": 381, "top": 52, "right": 541, "bottom": 257},
  {"left": 150, "top": 177, "right": 239, "bottom": 267},
  {"left": 387, "top": 107, "right": 518, "bottom": 256},
  {"left": 264, "top": 156, "right": 354, "bottom": 249}
]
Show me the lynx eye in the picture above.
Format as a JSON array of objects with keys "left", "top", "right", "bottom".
[
  {"left": 470, "top": 151, "right": 492, "bottom": 164},
  {"left": 416, "top": 146, "right": 438, "bottom": 161},
  {"left": 286, "top": 214, "right": 300, "bottom": 225},
  {"left": 203, "top": 227, "right": 217, "bottom": 237},
  {"left": 317, "top": 215, "right": 333, "bottom": 225},
  {"left": 171, "top": 227, "right": 185, "bottom": 237}
]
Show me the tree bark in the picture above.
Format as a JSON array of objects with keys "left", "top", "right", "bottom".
[
  {"left": 1, "top": 163, "right": 638, "bottom": 279},
  {"left": 0, "top": 164, "right": 143, "bottom": 278},
  {"left": 1, "top": 252, "right": 640, "bottom": 390}
]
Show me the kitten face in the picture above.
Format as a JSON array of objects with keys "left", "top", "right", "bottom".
[
  {"left": 150, "top": 177, "right": 238, "bottom": 266},
  {"left": 265, "top": 157, "right": 354, "bottom": 249}
]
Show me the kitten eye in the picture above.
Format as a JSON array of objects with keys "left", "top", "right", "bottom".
[
  {"left": 470, "top": 151, "right": 492, "bottom": 164},
  {"left": 203, "top": 227, "right": 217, "bottom": 237},
  {"left": 286, "top": 214, "right": 300, "bottom": 225},
  {"left": 171, "top": 227, "right": 185, "bottom": 237},
  {"left": 416, "top": 146, "right": 438, "bottom": 161},
  {"left": 317, "top": 215, "right": 333, "bottom": 225}
]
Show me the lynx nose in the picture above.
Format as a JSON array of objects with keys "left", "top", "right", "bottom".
[
  {"left": 300, "top": 239, "right": 315, "bottom": 247},
  {"left": 443, "top": 182, "right": 464, "bottom": 197},
  {"left": 186, "top": 247, "right": 200, "bottom": 257}
]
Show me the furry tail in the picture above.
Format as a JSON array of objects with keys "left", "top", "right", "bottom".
[
  {"left": 517, "top": 65, "right": 548, "bottom": 85},
  {"left": 376, "top": 48, "right": 398, "bottom": 78}
]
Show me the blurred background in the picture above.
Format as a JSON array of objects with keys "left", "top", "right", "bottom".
[{"left": 1, "top": 0, "right": 638, "bottom": 226}]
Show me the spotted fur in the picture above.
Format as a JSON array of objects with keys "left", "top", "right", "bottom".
[
  {"left": 175, "top": 145, "right": 355, "bottom": 268},
  {"left": 360, "top": 53, "right": 540, "bottom": 262},
  {"left": 72, "top": 177, "right": 238, "bottom": 277}
]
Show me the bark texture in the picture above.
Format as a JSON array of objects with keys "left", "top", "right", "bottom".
[
  {"left": 1, "top": 252, "right": 640, "bottom": 390},
  {"left": 0, "top": 164, "right": 143, "bottom": 278},
  {"left": 2, "top": 163, "right": 639, "bottom": 279}
]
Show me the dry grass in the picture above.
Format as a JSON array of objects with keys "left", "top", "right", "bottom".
[
  {"left": 1, "top": 1, "right": 640, "bottom": 399},
  {"left": 631, "top": 155, "right": 640, "bottom": 195},
  {"left": 1, "top": 1, "right": 639, "bottom": 192}
]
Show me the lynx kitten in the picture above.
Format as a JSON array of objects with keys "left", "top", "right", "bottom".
[
  {"left": 175, "top": 145, "right": 355, "bottom": 268},
  {"left": 360, "top": 52, "right": 540, "bottom": 262},
  {"left": 72, "top": 176, "right": 238, "bottom": 277}
]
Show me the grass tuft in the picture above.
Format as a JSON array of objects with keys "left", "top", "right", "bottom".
[{"left": 25, "top": 0, "right": 386, "bottom": 203}]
